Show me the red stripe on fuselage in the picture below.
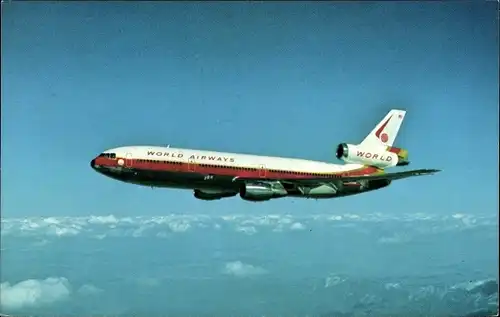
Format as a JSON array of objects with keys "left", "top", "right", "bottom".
[{"left": 94, "top": 157, "right": 380, "bottom": 179}]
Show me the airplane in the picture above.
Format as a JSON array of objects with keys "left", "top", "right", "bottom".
[{"left": 90, "top": 109, "right": 440, "bottom": 202}]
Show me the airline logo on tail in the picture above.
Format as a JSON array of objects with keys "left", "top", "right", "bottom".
[
  {"left": 374, "top": 113, "right": 404, "bottom": 144},
  {"left": 375, "top": 116, "right": 392, "bottom": 143},
  {"left": 360, "top": 109, "right": 406, "bottom": 148}
]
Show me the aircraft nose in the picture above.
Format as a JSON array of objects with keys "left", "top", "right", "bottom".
[{"left": 90, "top": 159, "right": 96, "bottom": 169}]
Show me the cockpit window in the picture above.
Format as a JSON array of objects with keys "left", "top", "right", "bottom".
[{"left": 98, "top": 153, "right": 116, "bottom": 159}]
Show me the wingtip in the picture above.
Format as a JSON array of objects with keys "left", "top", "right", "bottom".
[{"left": 419, "top": 168, "right": 441, "bottom": 175}]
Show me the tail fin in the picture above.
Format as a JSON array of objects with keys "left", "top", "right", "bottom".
[{"left": 359, "top": 109, "right": 406, "bottom": 148}]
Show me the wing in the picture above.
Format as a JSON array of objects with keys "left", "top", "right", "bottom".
[{"left": 233, "top": 169, "right": 441, "bottom": 186}]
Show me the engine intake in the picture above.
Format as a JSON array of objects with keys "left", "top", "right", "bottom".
[
  {"left": 336, "top": 143, "right": 409, "bottom": 168},
  {"left": 336, "top": 143, "right": 349, "bottom": 160},
  {"left": 240, "top": 182, "right": 287, "bottom": 202}
]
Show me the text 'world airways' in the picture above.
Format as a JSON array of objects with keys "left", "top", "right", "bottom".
[{"left": 147, "top": 151, "right": 235, "bottom": 162}]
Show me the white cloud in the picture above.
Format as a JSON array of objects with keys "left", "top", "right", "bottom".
[
  {"left": 168, "top": 221, "right": 191, "bottom": 232},
  {"left": 235, "top": 226, "right": 257, "bottom": 235},
  {"left": 46, "top": 226, "right": 80, "bottom": 237},
  {"left": 377, "top": 233, "right": 410, "bottom": 244},
  {"left": 328, "top": 215, "right": 343, "bottom": 221},
  {"left": 77, "top": 284, "right": 103, "bottom": 296},
  {"left": 290, "top": 222, "right": 306, "bottom": 230},
  {"left": 223, "top": 261, "right": 267, "bottom": 277},
  {"left": 0, "top": 277, "right": 71, "bottom": 311},
  {"left": 324, "top": 274, "right": 347, "bottom": 288},
  {"left": 452, "top": 213, "right": 478, "bottom": 227},
  {"left": 450, "top": 278, "right": 498, "bottom": 292},
  {"left": 87, "top": 215, "right": 120, "bottom": 225},
  {"left": 385, "top": 282, "right": 402, "bottom": 290}
]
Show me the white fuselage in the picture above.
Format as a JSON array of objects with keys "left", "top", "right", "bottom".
[
  {"left": 121, "top": 146, "right": 363, "bottom": 173},
  {"left": 90, "top": 146, "right": 388, "bottom": 201}
]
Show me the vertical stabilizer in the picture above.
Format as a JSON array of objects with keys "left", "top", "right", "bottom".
[{"left": 360, "top": 109, "right": 406, "bottom": 148}]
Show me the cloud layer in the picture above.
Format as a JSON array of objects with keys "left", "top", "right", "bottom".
[
  {"left": 1, "top": 213, "right": 497, "bottom": 316},
  {"left": 1, "top": 274, "right": 496, "bottom": 316},
  {"left": 1, "top": 212, "right": 495, "bottom": 239}
]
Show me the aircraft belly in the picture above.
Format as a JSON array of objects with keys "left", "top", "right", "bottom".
[
  {"left": 103, "top": 167, "right": 386, "bottom": 199},
  {"left": 118, "top": 168, "right": 237, "bottom": 190}
]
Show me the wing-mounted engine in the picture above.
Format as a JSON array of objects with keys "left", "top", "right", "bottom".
[
  {"left": 194, "top": 189, "right": 237, "bottom": 201},
  {"left": 240, "top": 182, "right": 288, "bottom": 202},
  {"left": 336, "top": 143, "right": 409, "bottom": 168}
]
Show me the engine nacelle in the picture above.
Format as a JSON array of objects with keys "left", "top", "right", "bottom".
[
  {"left": 194, "top": 189, "right": 237, "bottom": 201},
  {"left": 336, "top": 143, "right": 409, "bottom": 168},
  {"left": 239, "top": 183, "right": 288, "bottom": 202}
]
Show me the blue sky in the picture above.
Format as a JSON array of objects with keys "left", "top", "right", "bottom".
[{"left": 2, "top": 2, "right": 498, "bottom": 217}]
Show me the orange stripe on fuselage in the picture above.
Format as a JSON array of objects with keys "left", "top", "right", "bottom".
[{"left": 94, "top": 157, "right": 380, "bottom": 180}]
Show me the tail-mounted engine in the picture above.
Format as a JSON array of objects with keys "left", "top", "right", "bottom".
[{"left": 336, "top": 143, "right": 409, "bottom": 168}]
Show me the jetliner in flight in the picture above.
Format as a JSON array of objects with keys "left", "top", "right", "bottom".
[{"left": 90, "top": 109, "right": 440, "bottom": 202}]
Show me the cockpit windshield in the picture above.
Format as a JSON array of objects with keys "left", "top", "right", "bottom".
[{"left": 98, "top": 153, "right": 116, "bottom": 159}]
